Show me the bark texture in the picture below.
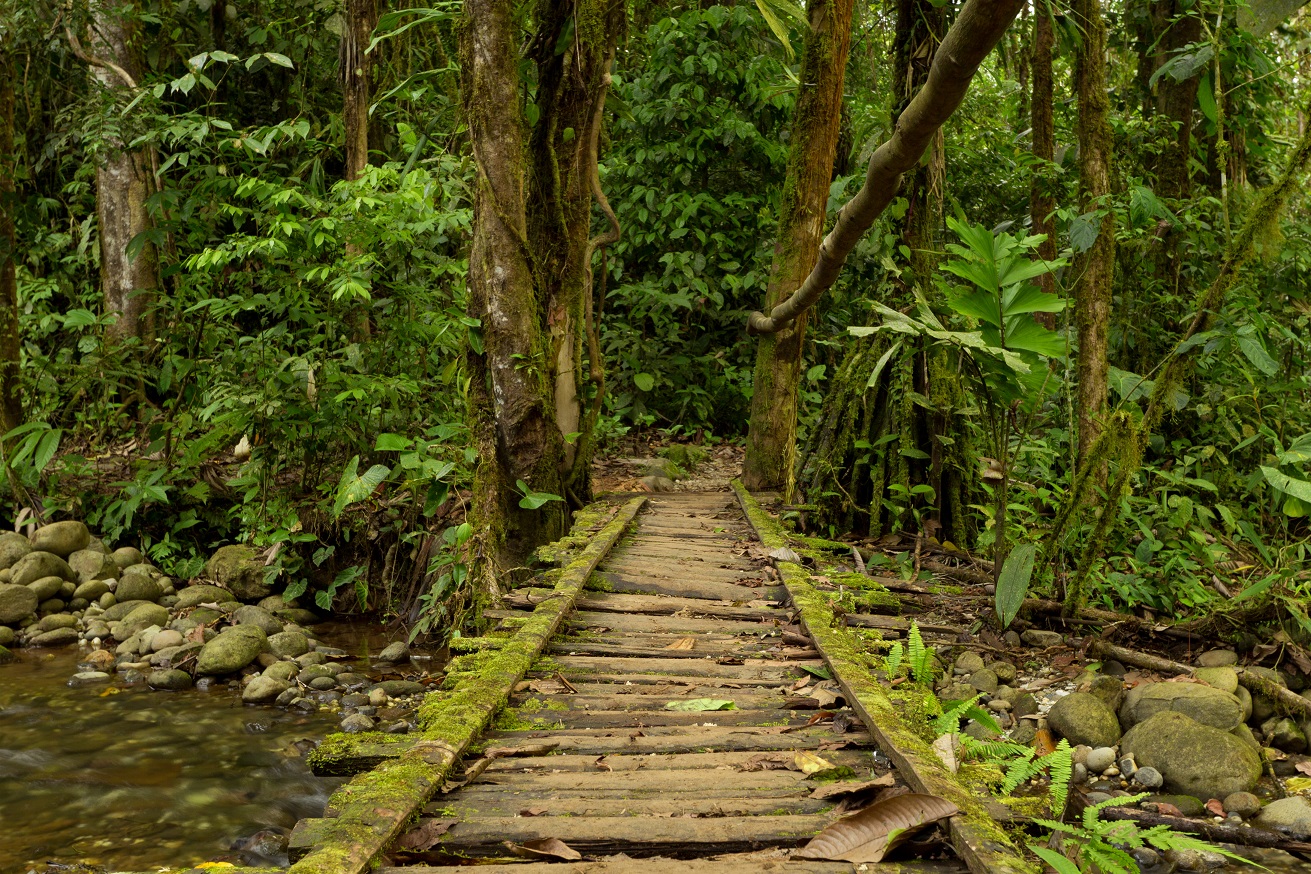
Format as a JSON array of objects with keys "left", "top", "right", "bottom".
[
  {"left": 86, "top": 1, "right": 159, "bottom": 345},
  {"left": 746, "top": 0, "right": 1025, "bottom": 335},
  {"left": 0, "top": 39, "right": 21, "bottom": 434},
  {"left": 742, "top": 0, "right": 854, "bottom": 493},
  {"left": 1029, "top": 2, "right": 1058, "bottom": 328},
  {"left": 462, "top": 0, "right": 622, "bottom": 594},
  {"left": 1072, "top": 0, "right": 1116, "bottom": 464},
  {"left": 343, "top": 0, "right": 377, "bottom": 183}
]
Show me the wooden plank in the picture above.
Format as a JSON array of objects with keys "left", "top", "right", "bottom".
[
  {"left": 528, "top": 707, "right": 807, "bottom": 728},
  {"left": 379, "top": 855, "right": 965, "bottom": 874},
  {"left": 592, "top": 571, "right": 774, "bottom": 601},
  {"left": 433, "top": 793, "right": 836, "bottom": 818},
  {"left": 601, "top": 559, "right": 762, "bottom": 585},
  {"left": 510, "top": 688, "right": 790, "bottom": 711},
  {"left": 287, "top": 498, "right": 647, "bottom": 873},
  {"left": 380, "top": 861, "right": 961, "bottom": 874},
  {"left": 550, "top": 654, "right": 813, "bottom": 680},
  {"left": 546, "top": 640, "right": 811, "bottom": 661},
  {"left": 511, "top": 588, "right": 785, "bottom": 620},
  {"left": 568, "top": 609, "right": 783, "bottom": 636},
  {"left": 732, "top": 483, "right": 1039, "bottom": 874},
  {"left": 481, "top": 726, "right": 873, "bottom": 755},
  {"left": 478, "top": 748, "right": 881, "bottom": 774},
  {"left": 541, "top": 671, "right": 794, "bottom": 688},
  {"left": 422, "top": 814, "right": 832, "bottom": 856}
]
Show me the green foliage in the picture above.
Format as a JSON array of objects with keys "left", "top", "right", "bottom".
[
  {"left": 883, "top": 621, "right": 936, "bottom": 686},
  {"left": 1032, "top": 793, "right": 1257, "bottom": 874},
  {"left": 959, "top": 736, "right": 1073, "bottom": 818}
]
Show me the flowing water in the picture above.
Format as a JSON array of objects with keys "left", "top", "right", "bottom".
[{"left": 0, "top": 622, "right": 399, "bottom": 873}]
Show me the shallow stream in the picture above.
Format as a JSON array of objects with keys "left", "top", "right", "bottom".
[{"left": 0, "top": 622, "right": 395, "bottom": 873}]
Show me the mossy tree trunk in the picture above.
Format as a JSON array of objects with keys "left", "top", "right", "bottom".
[
  {"left": 742, "top": 0, "right": 854, "bottom": 495},
  {"left": 462, "top": 0, "right": 622, "bottom": 601},
  {"left": 83, "top": 0, "right": 159, "bottom": 346},
  {"left": 0, "top": 36, "right": 21, "bottom": 435},
  {"left": 343, "top": 0, "right": 378, "bottom": 339},
  {"left": 1072, "top": 0, "right": 1116, "bottom": 465},
  {"left": 1029, "top": 1, "right": 1058, "bottom": 329}
]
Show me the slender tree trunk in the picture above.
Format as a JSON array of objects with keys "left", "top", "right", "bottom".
[
  {"left": 1029, "top": 1, "right": 1058, "bottom": 328},
  {"left": 0, "top": 39, "right": 22, "bottom": 435},
  {"left": 1072, "top": 0, "right": 1116, "bottom": 464},
  {"left": 343, "top": 0, "right": 378, "bottom": 339},
  {"left": 742, "top": 0, "right": 854, "bottom": 493},
  {"left": 84, "top": 1, "right": 159, "bottom": 346},
  {"left": 1149, "top": 2, "right": 1202, "bottom": 201},
  {"left": 462, "top": 0, "right": 621, "bottom": 597}
]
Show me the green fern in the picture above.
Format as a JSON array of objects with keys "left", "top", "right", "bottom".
[
  {"left": 885, "top": 641, "right": 904, "bottom": 679},
  {"left": 1032, "top": 793, "right": 1260, "bottom": 874},
  {"left": 1045, "top": 739, "right": 1073, "bottom": 817},
  {"left": 958, "top": 735, "right": 1031, "bottom": 761},
  {"left": 906, "top": 621, "right": 936, "bottom": 685},
  {"left": 936, "top": 695, "right": 1004, "bottom": 737}
]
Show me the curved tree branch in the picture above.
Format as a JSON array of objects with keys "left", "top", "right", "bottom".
[
  {"left": 747, "top": 0, "right": 1024, "bottom": 335},
  {"left": 64, "top": 25, "right": 137, "bottom": 89}
]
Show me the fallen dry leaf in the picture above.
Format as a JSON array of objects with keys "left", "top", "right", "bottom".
[
  {"left": 519, "top": 807, "right": 548, "bottom": 817},
  {"left": 1155, "top": 802, "right": 1184, "bottom": 817},
  {"left": 738, "top": 753, "right": 793, "bottom": 772},
  {"left": 1295, "top": 761, "right": 1311, "bottom": 777},
  {"left": 1033, "top": 729, "right": 1057, "bottom": 758},
  {"left": 397, "top": 819, "right": 454, "bottom": 851},
  {"left": 796, "top": 793, "right": 959, "bottom": 864},
  {"left": 809, "top": 773, "right": 896, "bottom": 801},
  {"left": 505, "top": 837, "right": 582, "bottom": 861},
  {"left": 665, "top": 637, "right": 696, "bottom": 651},
  {"left": 1205, "top": 798, "right": 1226, "bottom": 817},
  {"left": 793, "top": 751, "right": 837, "bottom": 775}
]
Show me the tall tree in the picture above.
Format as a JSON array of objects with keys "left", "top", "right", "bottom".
[
  {"left": 0, "top": 31, "right": 22, "bottom": 434},
  {"left": 343, "top": 0, "right": 379, "bottom": 338},
  {"left": 462, "top": 0, "right": 623, "bottom": 596},
  {"left": 1072, "top": 0, "right": 1116, "bottom": 464},
  {"left": 742, "top": 0, "right": 855, "bottom": 493},
  {"left": 70, "top": 1, "right": 160, "bottom": 345},
  {"left": 1029, "top": 0, "right": 1058, "bottom": 327}
]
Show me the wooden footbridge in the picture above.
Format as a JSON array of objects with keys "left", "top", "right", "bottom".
[{"left": 282, "top": 487, "right": 1037, "bottom": 874}]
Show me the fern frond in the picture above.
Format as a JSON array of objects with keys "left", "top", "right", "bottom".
[
  {"left": 1083, "top": 840, "right": 1136, "bottom": 874},
  {"left": 961, "top": 702, "right": 1003, "bottom": 735},
  {"left": 1145, "top": 829, "right": 1263, "bottom": 865},
  {"left": 1082, "top": 792, "right": 1148, "bottom": 830},
  {"left": 1002, "top": 750, "right": 1041, "bottom": 795},
  {"left": 885, "top": 641, "right": 904, "bottom": 679},
  {"left": 1043, "top": 739, "right": 1073, "bottom": 817},
  {"left": 907, "top": 622, "right": 934, "bottom": 684},
  {"left": 958, "top": 735, "right": 1030, "bottom": 762}
]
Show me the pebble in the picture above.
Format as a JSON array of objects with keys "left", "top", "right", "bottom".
[
  {"left": 341, "top": 713, "right": 375, "bottom": 733},
  {"left": 1073, "top": 763, "right": 1088, "bottom": 784},
  {"left": 68, "top": 671, "right": 112, "bottom": 686},
  {"left": 1085, "top": 747, "right": 1117, "bottom": 773},
  {"left": 1130, "top": 848, "right": 1160, "bottom": 869},
  {"left": 1132, "top": 766, "right": 1163, "bottom": 789},
  {"left": 1223, "top": 791, "right": 1261, "bottom": 818},
  {"left": 1118, "top": 754, "right": 1137, "bottom": 777},
  {"left": 1021, "top": 629, "right": 1063, "bottom": 648},
  {"left": 987, "top": 699, "right": 1012, "bottom": 712},
  {"left": 1196, "top": 649, "right": 1238, "bottom": 668}
]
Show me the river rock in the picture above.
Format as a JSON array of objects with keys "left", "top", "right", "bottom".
[
  {"left": 1224, "top": 791, "right": 1262, "bottom": 818},
  {"left": 233, "top": 604, "right": 283, "bottom": 636},
  {"left": 955, "top": 651, "right": 985, "bottom": 674},
  {"left": 206, "top": 545, "right": 270, "bottom": 601},
  {"left": 151, "top": 641, "right": 203, "bottom": 669},
  {"left": 987, "top": 661, "right": 1017, "bottom": 684},
  {"left": 27, "top": 575, "right": 64, "bottom": 602},
  {"left": 268, "top": 630, "right": 309, "bottom": 659},
  {"left": 377, "top": 641, "right": 410, "bottom": 664},
  {"left": 1132, "top": 766, "right": 1164, "bottom": 789},
  {"left": 1246, "top": 666, "right": 1288, "bottom": 723},
  {"left": 243, "top": 675, "right": 291, "bottom": 704},
  {"left": 0, "top": 626, "right": 13, "bottom": 646},
  {"left": 1021, "top": 629, "right": 1063, "bottom": 648},
  {"left": 1048, "top": 692, "right": 1122, "bottom": 748},
  {"left": 263, "top": 661, "right": 299, "bottom": 682},
  {"left": 1121, "top": 711, "right": 1261, "bottom": 799},
  {"left": 37, "top": 613, "right": 78, "bottom": 632},
  {"left": 149, "top": 668, "right": 194, "bottom": 691},
  {"left": 30, "top": 627, "right": 79, "bottom": 646},
  {"left": 1081, "top": 674, "right": 1125, "bottom": 711},
  {"left": 73, "top": 579, "right": 110, "bottom": 602},
  {"left": 372, "top": 679, "right": 426, "bottom": 697},
  {"left": 0, "top": 583, "right": 38, "bottom": 625},
  {"left": 30, "top": 521, "right": 90, "bottom": 558},
  {"left": 196, "top": 626, "right": 267, "bottom": 675},
  {"left": 68, "top": 671, "right": 111, "bottom": 686},
  {"left": 68, "top": 549, "right": 115, "bottom": 583},
  {"left": 118, "top": 603, "right": 170, "bottom": 638},
  {"left": 1085, "top": 747, "right": 1116, "bottom": 772},
  {"left": 110, "top": 546, "right": 144, "bottom": 569},
  {"left": 101, "top": 599, "right": 148, "bottom": 622},
  {"left": 341, "top": 713, "right": 375, "bottom": 733},
  {"left": 968, "top": 669, "right": 999, "bottom": 694},
  {"left": 1263, "top": 716, "right": 1308, "bottom": 753},
  {"left": 9, "top": 551, "right": 76, "bottom": 587},
  {"left": 1196, "top": 649, "right": 1238, "bottom": 668},
  {"left": 1194, "top": 666, "right": 1238, "bottom": 694},
  {"left": 1255, "top": 796, "right": 1311, "bottom": 837},
  {"left": 79, "top": 648, "right": 115, "bottom": 671},
  {"left": 0, "top": 644, "right": 12, "bottom": 664},
  {"left": 1120, "top": 681, "right": 1244, "bottom": 731},
  {"left": 175, "top": 584, "right": 237, "bottom": 610},
  {"left": 276, "top": 608, "right": 322, "bottom": 625},
  {"left": 149, "top": 629, "right": 184, "bottom": 652},
  {"left": 0, "top": 532, "right": 32, "bottom": 569},
  {"left": 115, "top": 570, "right": 163, "bottom": 604},
  {"left": 38, "top": 598, "right": 64, "bottom": 614}
]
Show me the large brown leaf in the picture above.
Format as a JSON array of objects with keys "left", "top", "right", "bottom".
[
  {"left": 796, "top": 793, "right": 958, "bottom": 864},
  {"left": 505, "top": 837, "right": 583, "bottom": 861}
]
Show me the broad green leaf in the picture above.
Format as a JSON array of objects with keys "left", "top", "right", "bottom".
[
  {"left": 996, "top": 258, "right": 1061, "bottom": 288},
  {"left": 1068, "top": 212, "right": 1100, "bottom": 253},
  {"left": 1232, "top": 573, "right": 1280, "bottom": 602},
  {"left": 375, "top": 433, "right": 412, "bottom": 451},
  {"left": 1003, "top": 318, "right": 1065, "bottom": 358},
  {"left": 800, "top": 664, "right": 833, "bottom": 680},
  {"left": 1237, "top": 337, "right": 1279, "bottom": 376},
  {"left": 947, "top": 288, "right": 1001, "bottom": 327},
  {"left": 1029, "top": 846, "right": 1083, "bottom": 874},
  {"left": 665, "top": 698, "right": 737, "bottom": 711},
  {"left": 634, "top": 372, "right": 655, "bottom": 391},
  {"left": 995, "top": 543, "right": 1035, "bottom": 630},
  {"left": 865, "top": 342, "right": 903, "bottom": 389},
  {"left": 1238, "top": 0, "right": 1310, "bottom": 34},
  {"left": 1260, "top": 466, "right": 1311, "bottom": 503},
  {"left": 1002, "top": 283, "right": 1066, "bottom": 316},
  {"left": 333, "top": 458, "right": 391, "bottom": 517}
]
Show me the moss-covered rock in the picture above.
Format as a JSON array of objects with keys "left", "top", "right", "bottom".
[
  {"left": 206, "top": 544, "right": 270, "bottom": 601},
  {"left": 196, "top": 626, "right": 267, "bottom": 674},
  {"left": 29, "top": 521, "right": 90, "bottom": 558},
  {"left": 9, "top": 551, "right": 76, "bottom": 587},
  {"left": 0, "top": 583, "right": 38, "bottom": 625},
  {"left": 1048, "top": 692, "right": 1122, "bottom": 748},
  {"left": 0, "top": 532, "right": 32, "bottom": 571},
  {"left": 1120, "top": 681, "right": 1244, "bottom": 731},
  {"left": 1121, "top": 711, "right": 1261, "bottom": 799}
]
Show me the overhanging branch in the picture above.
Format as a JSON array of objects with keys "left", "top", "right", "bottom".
[{"left": 747, "top": 0, "right": 1025, "bottom": 335}]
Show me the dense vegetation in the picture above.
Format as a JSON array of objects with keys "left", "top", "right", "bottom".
[{"left": 2, "top": 0, "right": 1311, "bottom": 641}]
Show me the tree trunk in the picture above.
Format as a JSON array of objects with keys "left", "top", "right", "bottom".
[
  {"left": 1029, "top": 1, "right": 1058, "bottom": 329},
  {"left": 0, "top": 38, "right": 22, "bottom": 435},
  {"left": 742, "top": 0, "right": 854, "bottom": 493},
  {"left": 343, "top": 0, "right": 376, "bottom": 184},
  {"left": 85, "top": 1, "right": 159, "bottom": 346},
  {"left": 1072, "top": 0, "right": 1116, "bottom": 464},
  {"left": 746, "top": 0, "right": 1026, "bottom": 335},
  {"left": 462, "top": 0, "right": 621, "bottom": 598}
]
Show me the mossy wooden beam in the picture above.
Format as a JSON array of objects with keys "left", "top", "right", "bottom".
[
  {"left": 732, "top": 481, "right": 1039, "bottom": 874},
  {"left": 289, "top": 496, "right": 646, "bottom": 874}
]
